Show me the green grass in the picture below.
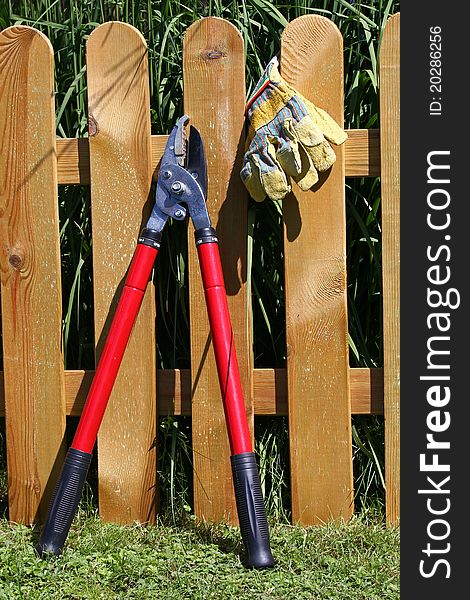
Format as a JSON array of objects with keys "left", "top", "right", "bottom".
[{"left": 0, "top": 512, "right": 399, "bottom": 599}]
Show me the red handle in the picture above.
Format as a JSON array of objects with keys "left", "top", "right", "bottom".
[
  {"left": 72, "top": 243, "right": 158, "bottom": 453},
  {"left": 197, "top": 241, "right": 252, "bottom": 455}
]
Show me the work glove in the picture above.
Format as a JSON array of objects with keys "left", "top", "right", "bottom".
[{"left": 241, "top": 57, "right": 347, "bottom": 202}]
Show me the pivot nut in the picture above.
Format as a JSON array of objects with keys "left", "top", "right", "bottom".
[{"left": 171, "top": 181, "right": 184, "bottom": 195}]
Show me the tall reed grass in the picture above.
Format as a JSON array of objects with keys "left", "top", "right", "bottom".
[{"left": 2, "top": 0, "right": 399, "bottom": 520}]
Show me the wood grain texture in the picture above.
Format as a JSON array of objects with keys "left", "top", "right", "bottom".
[
  {"left": 0, "top": 26, "right": 66, "bottom": 524},
  {"left": 183, "top": 17, "right": 250, "bottom": 523},
  {"left": 1, "top": 367, "right": 385, "bottom": 417},
  {"left": 345, "top": 129, "right": 380, "bottom": 177},
  {"left": 281, "top": 16, "right": 353, "bottom": 524},
  {"left": 348, "top": 367, "right": 384, "bottom": 415},
  {"left": 380, "top": 13, "right": 400, "bottom": 525},
  {"left": 86, "top": 22, "right": 156, "bottom": 524},
  {"left": 56, "top": 137, "right": 90, "bottom": 185}
]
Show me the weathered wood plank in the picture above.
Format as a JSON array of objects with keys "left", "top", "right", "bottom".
[
  {"left": 86, "top": 22, "right": 156, "bottom": 524},
  {"left": 1, "top": 367, "right": 385, "bottom": 417},
  {"left": 281, "top": 16, "right": 353, "bottom": 524},
  {"left": 380, "top": 13, "right": 400, "bottom": 525},
  {"left": 183, "top": 17, "right": 250, "bottom": 523},
  {"left": 56, "top": 138, "right": 91, "bottom": 185},
  {"left": 56, "top": 130, "right": 379, "bottom": 185},
  {"left": 0, "top": 26, "right": 66, "bottom": 524},
  {"left": 344, "top": 129, "right": 380, "bottom": 177},
  {"left": 349, "top": 368, "right": 384, "bottom": 415}
]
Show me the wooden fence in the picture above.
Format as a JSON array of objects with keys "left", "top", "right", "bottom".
[{"left": 0, "top": 14, "right": 400, "bottom": 528}]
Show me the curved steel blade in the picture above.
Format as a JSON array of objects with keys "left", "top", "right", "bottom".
[
  {"left": 161, "top": 114, "right": 189, "bottom": 168},
  {"left": 186, "top": 125, "right": 207, "bottom": 200}
]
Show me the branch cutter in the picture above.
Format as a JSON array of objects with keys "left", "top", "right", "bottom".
[{"left": 36, "top": 115, "right": 274, "bottom": 569}]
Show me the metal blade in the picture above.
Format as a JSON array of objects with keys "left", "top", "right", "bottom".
[
  {"left": 186, "top": 125, "right": 207, "bottom": 200},
  {"left": 174, "top": 115, "right": 189, "bottom": 166},
  {"left": 161, "top": 114, "right": 189, "bottom": 168}
]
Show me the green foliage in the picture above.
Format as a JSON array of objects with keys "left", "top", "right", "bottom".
[
  {"left": 157, "top": 416, "right": 193, "bottom": 522},
  {"left": 2, "top": 0, "right": 400, "bottom": 516},
  {"left": 0, "top": 514, "right": 399, "bottom": 599},
  {"left": 256, "top": 417, "right": 290, "bottom": 522}
]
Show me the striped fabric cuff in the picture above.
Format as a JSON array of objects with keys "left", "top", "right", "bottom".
[{"left": 245, "top": 56, "right": 279, "bottom": 114}]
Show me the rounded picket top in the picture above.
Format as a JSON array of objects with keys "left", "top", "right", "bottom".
[
  {"left": 183, "top": 16, "right": 244, "bottom": 56},
  {"left": 0, "top": 24, "right": 54, "bottom": 58},
  {"left": 86, "top": 20, "right": 148, "bottom": 51}
]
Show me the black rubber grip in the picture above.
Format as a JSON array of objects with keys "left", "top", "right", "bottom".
[
  {"left": 138, "top": 227, "right": 162, "bottom": 248},
  {"left": 194, "top": 226, "right": 218, "bottom": 245},
  {"left": 36, "top": 448, "right": 92, "bottom": 557},
  {"left": 231, "top": 452, "right": 275, "bottom": 568}
]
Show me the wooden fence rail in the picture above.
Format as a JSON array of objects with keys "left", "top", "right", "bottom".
[{"left": 0, "top": 14, "right": 400, "bottom": 527}]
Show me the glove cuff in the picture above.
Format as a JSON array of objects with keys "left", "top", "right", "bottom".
[{"left": 245, "top": 57, "right": 280, "bottom": 113}]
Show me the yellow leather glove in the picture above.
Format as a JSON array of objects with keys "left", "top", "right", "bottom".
[{"left": 241, "top": 57, "right": 347, "bottom": 202}]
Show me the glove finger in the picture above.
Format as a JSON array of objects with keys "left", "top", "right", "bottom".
[
  {"left": 292, "top": 140, "right": 336, "bottom": 192},
  {"left": 285, "top": 112, "right": 337, "bottom": 174},
  {"left": 240, "top": 158, "right": 267, "bottom": 202},
  {"left": 270, "top": 121, "right": 302, "bottom": 177},
  {"left": 302, "top": 97, "right": 348, "bottom": 145},
  {"left": 241, "top": 153, "right": 291, "bottom": 202},
  {"left": 276, "top": 138, "right": 302, "bottom": 177},
  {"left": 292, "top": 144, "right": 319, "bottom": 191},
  {"left": 260, "top": 147, "right": 291, "bottom": 201},
  {"left": 304, "top": 139, "right": 337, "bottom": 173},
  {"left": 289, "top": 114, "right": 338, "bottom": 173},
  {"left": 284, "top": 115, "right": 325, "bottom": 151}
]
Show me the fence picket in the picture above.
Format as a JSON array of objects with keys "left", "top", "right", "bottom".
[
  {"left": 183, "top": 17, "right": 251, "bottom": 523},
  {"left": 86, "top": 22, "right": 156, "bottom": 524},
  {"left": 0, "top": 26, "right": 66, "bottom": 524},
  {"left": 380, "top": 13, "right": 401, "bottom": 525},
  {"left": 281, "top": 16, "right": 353, "bottom": 524}
]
